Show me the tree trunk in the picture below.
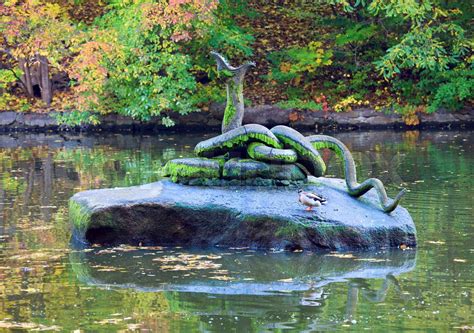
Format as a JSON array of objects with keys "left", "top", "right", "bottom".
[
  {"left": 19, "top": 58, "right": 34, "bottom": 97},
  {"left": 38, "top": 55, "right": 52, "bottom": 106}
]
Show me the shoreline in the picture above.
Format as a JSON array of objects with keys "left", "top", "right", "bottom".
[{"left": 1, "top": 105, "right": 473, "bottom": 133}]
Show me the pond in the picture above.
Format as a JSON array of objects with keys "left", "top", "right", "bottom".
[{"left": 0, "top": 130, "right": 472, "bottom": 331}]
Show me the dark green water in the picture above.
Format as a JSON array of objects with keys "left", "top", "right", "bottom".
[{"left": 0, "top": 130, "right": 472, "bottom": 332}]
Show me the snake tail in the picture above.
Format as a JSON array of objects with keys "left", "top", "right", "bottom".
[{"left": 307, "top": 134, "right": 406, "bottom": 213}]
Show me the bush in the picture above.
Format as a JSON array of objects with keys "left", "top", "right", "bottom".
[
  {"left": 267, "top": 41, "right": 333, "bottom": 86},
  {"left": 68, "top": 0, "right": 253, "bottom": 126}
]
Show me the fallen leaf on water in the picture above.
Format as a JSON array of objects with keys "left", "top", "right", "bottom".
[
  {"left": 355, "top": 258, "right": 390, "bottom": 262},
  {"left": 326, "top": 253, "right": 355, "bottom": 259},
  {"left": 209, "top": 275, "right": 235, "bottom": 281},
  {"left": 152, "top": 253, "right": 222, "bottom": 271},
  {"left": 21, "top": 288, "right": 41, "bottom": 294},
  {"left": 30, "top": 226, "right": 54, "bottom": 231},
  {"left": 453, "top": 326, "right": 474, "bottom": 331},
  {"left": 212, "top": 269, "right": 229, "bottom": 275},
  {"left": 206, "top": 255, "right": 222, "bottom": 260},
  {"left": 142, "top": 246, "right": 165, "bottom": 250},
  {"left": 453, "top": 258, "right": 467, "bottom": 263},
  {"left": 0, "top": 320, "right": 61, "bottom": 331},
  {"left": 95, "top": 318, "right": 123, "bottom": 325},
  {"left": 278, "top": 278, "right": 294, "bottom": 282},
  {"left": 160, "top": 261, "right": 221, "bottom": 271},
  {"left": 9, "top": 252, "right": 63, "bottom": 262},
  {"left": 127, "top": 324, "right": 142, "bottom": 330},
  {"left": 92, "top": 265, "right": 127, "bottom": 272},
  {"left": 96, "top": 249, "right": 116, "bottom": 255}
]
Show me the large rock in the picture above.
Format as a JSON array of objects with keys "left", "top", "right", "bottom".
[
  {"left": 69, "top": 178, "right": 416, "bottom": 251},
  {"left": 0, "top": 111, "right": 17, "bottom": 126}
]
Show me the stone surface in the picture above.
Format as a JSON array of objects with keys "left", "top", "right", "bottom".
[
  {"left": 69, "top": 177, "right": 416, "bottom": 250},
  {"left": 23, "top": 112, "right": 58, "bottom": 127},
  {"left": 222, "top": 158, "right": 306, "bottom": 180},
  {"left": 0, "top": 111, "right": 17, "bottom": 126}
]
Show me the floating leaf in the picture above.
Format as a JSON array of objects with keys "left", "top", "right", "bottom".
[
  {"left": 426, "top": 241, "right": 446, "bottom": 245},
  {"left": 453, "top": 258, "right": 467, "bottom": 263},
  {"left": 325, "top": 253, "right": 355, "bottom": 259}
]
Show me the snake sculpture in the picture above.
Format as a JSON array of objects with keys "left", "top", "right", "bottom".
[{"left": 163, "top": 52, "right": 406, "bottom": 213}]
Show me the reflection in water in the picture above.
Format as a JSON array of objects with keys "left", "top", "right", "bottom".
[
  {"left": 70, "top": 247, "right": 415, "bottom": 330},
  {"left": 71, "top": 247, "right": 415, "bottom": 294},
  {"left": 0, "top": 130, "right": 473, "bottom": 331}
]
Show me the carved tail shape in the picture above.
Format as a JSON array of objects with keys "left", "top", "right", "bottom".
[
  {"left": 210, "top": 51, "right": 255, "bottom": 133},
  {"left": 307, "top": 134, "right": 406, "bottom": 213}
]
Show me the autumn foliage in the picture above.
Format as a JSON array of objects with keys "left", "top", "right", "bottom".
[{"left": 0, "top": 0, "right": 472, "bottom": 126}]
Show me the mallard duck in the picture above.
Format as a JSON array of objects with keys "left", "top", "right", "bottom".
[{"left": 298, "top": 189, "right": 327, "bottom": 211}]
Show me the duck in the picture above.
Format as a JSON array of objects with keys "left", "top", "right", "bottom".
[{"left": 298, "top": 189, "right": 327, "bottom": 211}]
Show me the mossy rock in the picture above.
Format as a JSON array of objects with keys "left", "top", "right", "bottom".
[
  {"left": 271, "top": 125, "right": 326, "bottom": 177},
  {"left": 69, "top": 178, "right": 416, "bottom": 250},
  {"left": 195, "top": 124, "right": 283, "bottom": 158},
  {"left": 222, "top": 158, "right": 306, "bottom": 181},
  {"left": 162, "top": 157, "right": 223, "bottom": 182}
]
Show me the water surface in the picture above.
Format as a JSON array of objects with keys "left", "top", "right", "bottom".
[{"left": 0, "top": 130, "right": 472, "bottom": 331}]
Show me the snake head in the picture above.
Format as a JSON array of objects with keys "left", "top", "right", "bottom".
[{"left": 210, "top": 51, "right": 256, "bottom": 76}]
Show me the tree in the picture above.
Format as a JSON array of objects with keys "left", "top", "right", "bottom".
[
  {"left": 67, "top": 0, "right": 253, "bottom": 126},
  {"left": 327, "top": 0, "right": 472, "bottom": 111},
  {"left": 0, "top": 0, "right": 78, "bottom": 106}
]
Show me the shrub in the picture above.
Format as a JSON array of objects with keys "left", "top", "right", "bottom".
[{"left": 68, "top": 0, "right": 253, "bottom": 126}]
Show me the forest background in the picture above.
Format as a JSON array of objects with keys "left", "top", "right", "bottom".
[{"left": 0, "top": 0, "right": 472, "bottom": 127}]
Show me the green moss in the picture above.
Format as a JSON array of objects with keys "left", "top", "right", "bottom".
[
  {"left": 276, "top": 222, "right": 305, "bottom": 238},
  {"left": 223, "top": 103, "right": 237, "bottom": 126},
  {"left": 247, "top": 142, "right": 297, "bottom": 163},
  {"left": 223, "top": 79, "right": 243, "bottom": 127},
  {"left": 311, "top": 141, "right": 344, "bottom": 160},
  {"left": 69, "top": 199, "right": 91, "bottom": 233},
  {"left": 195, "top": 125, "right": 283, "bottom": 157},
  {"left": 246, "top": 142, "right": 261, "bottom": 160},
  {"left": 276, "top": 134, "right": 326, "bottom": 176},
  {"left": 249, "top": 132, "right": 282, "bottom": 149},
  {"left": 163, "top": 158, "right": 222, "bottom": 182}
]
